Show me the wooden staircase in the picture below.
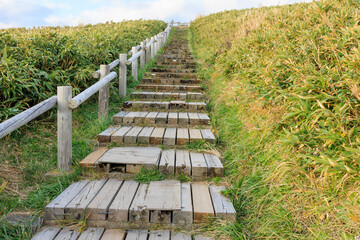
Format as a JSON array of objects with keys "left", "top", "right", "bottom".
[{"left": 32, "top": 27, "right": 235, "bottom": 240}]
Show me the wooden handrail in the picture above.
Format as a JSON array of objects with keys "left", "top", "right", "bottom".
[
  {"left": 126, "top": 51, "right": 142, "bottom": 65},
  {"left": 93, "top": 59, "right": 120, "bottom": 78}
]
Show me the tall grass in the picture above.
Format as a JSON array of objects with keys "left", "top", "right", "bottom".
[{"left": 190, "top": 0, "right": 360, "bottom": 238}]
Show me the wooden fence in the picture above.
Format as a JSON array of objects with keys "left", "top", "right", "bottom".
[{"left": 0, "top": 20, "right": 177, "bottom": 171}]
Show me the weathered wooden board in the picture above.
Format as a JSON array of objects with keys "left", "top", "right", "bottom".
[
  {"left": 112, "top": 126, "right": 132, "bottom": 144},
  {"left": 204, "top": 154, "right": 223, "bottom": 177},
  {"left": 148, "top": 230, "right": 170, "bottom": 240},
  {"left": 53, "top": 228, "right": 79, "bottom": 240},
  {"left": 124, "top": 126, "right": 143, "bottom": 144},
  {"left": 167, "top": 112, "right": 178, "bottom": 125},
  {"left": 108, "top": 180, "right": 139, "bottom": 222},
  {"left": 190, "top": 152, "right": 207, "bottom": 177},
  {"left": 79, "top": 147, "right": 108, "bottom": 167},
  {"left": 173, "top": 183, "right": 193, "bottom": 224},
  {"left": 170, "top": 101, "right": 186, "bottom": 109},
  {"left": 189, "top": 129, "right": 202, "bottom": 142},
  {"left": 194, "top": 236, "right": 216, "bottom": 240},
  {"left": 178, "top": 113, "right": 189, "bottom": 125},
  {"left": 209, "top": 185, "right": 236, "bottom": 221},
  {"left": 200, "top": 129, "right": 216, "bottom": 144},
  {"left": 112, "top": 111, "right": 129, "bottom": 124},
  {"left": 175, "top": 150, "right": 191, "bottom": 176},
  {"left": 87, "top": 179, "right": 123, "bottom": 221},
  {"left": 32, "top": 227, "right": 60, "bottom": 240},
  {"left": 98, "top": 126, "right": 120, "bottom": 143},
  {"left": 176, "top": 128, "right": 189, "bottom": 145},
  {"left": 156, "top": 112, "right": 168, "bottom": 124},
  {"left": 66, "top": 179, "right": 107, "bottom": 220},
  {"left": 198, "top": 113, "right": 210, "bottom": 125},
  {"left": 78, "top": 228, "right": 104, "bottom": 240},
  {"left": 45, "top": 180, "right": 89, "bottom": 220},
  {"left": 101, "top": 229, "right": 126, "bottom": 240},
  {"left": 125, "top": 230, "right": 148, "bottom": 240},
  {"left": 145, "top": 112, "right": 158, "bottom": 124},
  {"left": 163, "top": 128, "right": 177, "bottom": 145},
  {"left": 188, "top": 113, "right": 200, "bottom": 125},
  {"left": 192, "top": 182, "right": 215, "bottom": 222},
  {"left": 144, "top": 180, "right": 181, "bottom": 210},
  {"left": 134, "top": 112, "right": 149, "bottom": 124},
  {"left": 150, "top": 127, "right": 165, "bottom": 144},
  {"left": 171, "top": 232, "right": 192, "bottom": 240},
  {"left": 179, "top": 93, "right": 187, "bottom": 100},
  {"left": 129, "top": 183, "right": 149, "bottom": 222},
  {"left": 158, "top": 150, "right": 175, "bottom": 175},
  {"left": 123, "top": 112, "right": 140, "bottom": 124},
  {"left": 138, "top": 127, "right": 155, "bottom": 144},
  {"left": 98, "top": 147, "right": 161, "bottom": 165}
]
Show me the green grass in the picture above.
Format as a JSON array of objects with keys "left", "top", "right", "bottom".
[
  {"left": 189, "top": 0, "right": 360, "bottom": 239},
  {"left": 135, "top": 167, "right": 165, "bottom": 183}
]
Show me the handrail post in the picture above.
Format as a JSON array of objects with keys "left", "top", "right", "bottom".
[
  {"left": 57, "top": 86, "right": 72, "bottom": 171},
  {"left": 150, "top": 37, "right": 155, "bottom": 59},
  {"left": 131, "top": 46, "right": 138, "bottom": 81},
  {"left": 155, "top": 35, "right": 159, "bottom": 55},
  {"left": 98, "top": 64, "right": 110, "bottom": 119},
  {"left": 140, "top": 41, "right": 145, "bottom": 69},
  {"left": 145, "top": 38, "right": 151, "bottom": 63},
  {"left": 119, "top": 53, "right": 127, "bottom": 97}
]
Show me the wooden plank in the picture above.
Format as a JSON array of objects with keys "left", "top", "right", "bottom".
[
  {"left": 148, "top": 230, "right": 170, "bottom": 240},
  {"left": 209, "top": 185, "right": 236, "bottom": 221},
  {"left": 134, "top": 111, "right": 149, "bottom": 124},
  {"left": 150, "top": 209, "right": 172, "bottom": 223},
  {"left": 78, "top": 228, "right": 105, "bottom": 240},
  {"left": 178, "top": 113, "right": 189, "bottom": 125},
  {"left": 171, "top": 232, "right": 192, "bottom": 240},
  {"left": 66, "top": 180, "right": 107, "bottom": 220},
  {"left": 124, "top": 126, "right": 143, "bottom": 144},
  {"left": 179, "top": 93, "right": 187, "bottom": 100},
  {"left": 150, "top": 127, "right": 165, "bottom": 144},
  {"left": 79, "top": 147, "right": 108, "bottom": 167},
  {"left": 176, "top": 128, "right": 189, "bottom": 145},
  {"left": 190, "top": 152, "right": 208, "bottom": 177},
  {"left": 108, "top": 180, "right": 139, "bottom": 222},
  {"left": 145, "top": 180, "right": 181, "bottom": 210},
  {"left": 138, "top": 127, "right": 154, "bottom": 144},
  {"left": 204, "top": 154, "right": 224, "bottom": 177},
  {"left": 129, "top": 183, "right": 149, "bottom": 222},
  {"left": 170, "top": 101, "right": 186, "bottom": 109},
  {"left": 155, "top": 92, "right": 164, "bottom": 99},
  {"left": 101, "top": 229, "right": 126, "bottom": 240},
  {"left": 189, "top": 129, "right": 202, "bottom": 143},
  {"left": 175, "top": 150, "right": 191, "bottom": 176},
  {"left": 123, "top": 112, "right": 140, "bottom": 124},
  {"left": 125, "top": 230, "right": 148, "bottom": 240},
  {"left": 111, "top": 126, "right": 132, "bottom": 144},
  {"left": 54, "top": 228, "right": 79, "bottom": 240},
  {"left": 167, "top": 112, "right": 178, "bottom": 125},
  {"left": 97, "top": 147, "right": 161, "bottom": 165},
  {"left": 188, "top": 112, "right": 200, "bottom": 125},
  {"left": 192, "top": 182, "right": 215, "bottom": 222},
  {"left": 163, "top": 128, "right": 177, "bottom": 145},
  {"left": 194, "top": 236, "right": 216, "bottom": 240},
  {"left": 87, "top": 179, "right": 123, "bottom": 221},
  {"left": 201, "top": 129, "right": 216, "bottom": 144},
  {"left": 98, "top": 126, "right": 120, "bottom": 143},
  {"left": 32, "top": 227, "right": 61, "bottom": 240},
  {"left": 173, "top": 183, "right": 193, "bottom": 224},
  {"left": 156, "top": 112, "right": 168, "bottom": 124},
  {"left": 145, "top": 112, "right": 158, "bottom": 124},
  {"left": 112, "top": 111, "right": 128, "bottom": 124},
  {"left": 45, "top": 180, "right": 89, "bottom": 220},
  {"left": 198, "top": 113, "right": 210, "bottom": 125},
  {"left": 159, "top": 150, "right": 175, "bottom": 175}
]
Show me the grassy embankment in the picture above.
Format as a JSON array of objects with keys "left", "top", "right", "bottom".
[
  {"left": 190, "top": 0, "right": 360, "bottom": 239},
  {"left": 0, "top": 20, "right": 168, "bottom": 239}
]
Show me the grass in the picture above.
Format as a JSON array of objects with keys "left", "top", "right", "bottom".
[
  {"left": 135, "top": 167, "right": 165, "bottom": 183},
  {"left": 189, "top": 0, "right": 360, "bottom": 239}
]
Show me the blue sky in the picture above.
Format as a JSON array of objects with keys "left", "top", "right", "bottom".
[{"left": 0, "top": 0, "right": 313, "bottom": 29}]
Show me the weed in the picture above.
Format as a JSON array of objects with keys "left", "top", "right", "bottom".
[
  {"left": 177, "top": 174, "right": 192, "bottom": 183},
  {"left": 135, "top": 168, "right": 165, "bottom": 183}
]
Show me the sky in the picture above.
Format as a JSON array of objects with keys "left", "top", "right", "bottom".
[{"left": 0, "top": 0, "right": 313, "bottom": 29}]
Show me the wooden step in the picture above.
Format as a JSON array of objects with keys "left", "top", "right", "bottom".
[
  {"left": 141, "top": 78, "right": 201, "bottom": 85},
  {"left": 157, "top": 60, "right": 196, "bottom": 65},
  {"left": 123, "top": 101, "right": 206, "bottom": 111},
  {"left": 32, "top": 227, "right": 215, "bottom": 240},
  {"left": 130, "top": 92, "right": 205, "bottom": 100},
  {"left": 144, "top": 72, "right": 197, "bottom": 79},
  {"left": 113, "top": 111, "right": 210, "bottom": 128},
  {"left": 136, "top": 84, "right": 202, "bottom": 92},
  {"left": 44, "top": 180, "right": 235, "bottom": 228},
  {"left": 151, "top": 68, "right": 196, "bottom": 73},
  {"left": 97, "top": 126, "right": 216, "bottom": 146},
  {"left": 155, "top": 64, "right": 196, "bottom": 70},
  {"left": 79, "top": 147, "right": 224, "bottom": 178}
]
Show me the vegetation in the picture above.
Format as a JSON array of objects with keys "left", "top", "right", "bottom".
[
  {"left": 190, "top": 0, "right": 360, "bottom": 238},
  {"left": 0, "top": 20, "right": 166, "bottom": 121}
]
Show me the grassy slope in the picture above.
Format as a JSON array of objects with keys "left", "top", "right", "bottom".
[
  {"left": 190, "top": 0, "right": 360, "bottom": 239},
  {"left": 0, "top": 23, "right": 171, "bottom": 239}
]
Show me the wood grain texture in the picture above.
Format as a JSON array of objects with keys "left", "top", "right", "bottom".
[
  {"left": 190, "top": 152, "right": 207, "bottom": 177},
  {"left": 209, "top": 185, "right": 236, "bottom": 221},
  {"left": 173, "top": 183, "right": 193, "bottom": 224},
  {"left": 138, "top": 127, "right": 155, "bottom": 144},
  {"left": 78, "top": 227, "right": 104, "bottom": 240},
  {"left": 54, "top": 228, "right": 80, "bottom": 240},
  {"left": 129, "top": 183, "right": 149, "bottom": 223},
  {"left": 204, "top": 154, "right": 224, "bottom": 177},
  {"left": 176, "top": 128, "right": 189, "bottom": 145},
  {"left": 98, "top": 126, "right": 120, "bottom": 143},
  {"left": 144, "top": 180, "right": 181, "bottom": 210},
  {"left": 163, "top": 128, "right": 176, "bottom": 145},
  {"left": 192, "top": 182, "right": 215, "bottom": 222},
  {"left": 79, "top": 148, "right": 108, "bottom": 167},
  {"left": 148, "top": 230, "right": 170, "bottom": 240},
  {"left": 101, "top": 229, "right": 126, "bottom": 240},
  {"left": 125, "top": 230, "right": 148, "bottom": 240},
  {"left": 159, "top": 150, "right": 175, "bottom": 175},
  {"left": 111, "top": 126, "right": 132, "bottom": 144},
  {"left": 175, "top": 150, "right": 191, "bottom": 176},
  {"left": 31, "top": 227, "right": 60, "bottom": 240},
  {"left": 150, "top": 127, "right": 165, "bottom": 144}
]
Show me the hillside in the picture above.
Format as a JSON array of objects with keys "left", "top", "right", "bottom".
[{"left": 190, "top": 0, "right": 360, "bottom": 238}]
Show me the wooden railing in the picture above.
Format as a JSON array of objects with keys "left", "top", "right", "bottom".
[{"left": 0, "top": 21, "right": 174, "bottom": 171}]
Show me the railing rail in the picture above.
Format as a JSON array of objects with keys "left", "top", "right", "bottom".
[{"left": 0, "top": 20, "right": 175, "bottom": 171}]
